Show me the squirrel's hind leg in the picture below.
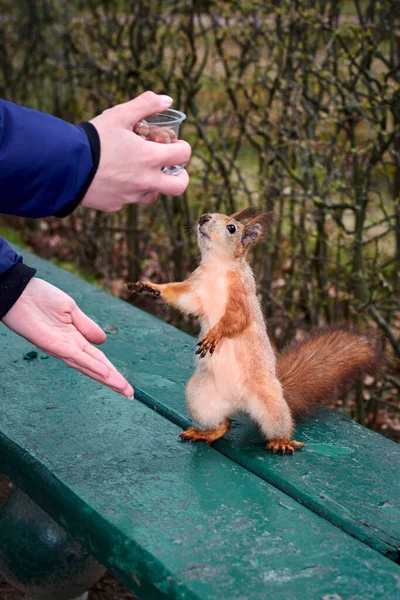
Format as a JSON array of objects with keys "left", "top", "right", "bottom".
[
  {"left": 248, "top": 381, "right": 304, "bottom": 455},
  {"left": 181, "top": 373, "right": 232, "bottom": 444},
  {"left": 180, "top": 418, "right": 231, "bottom": 445}
]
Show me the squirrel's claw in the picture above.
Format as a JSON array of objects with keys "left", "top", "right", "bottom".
[
  {"left": 180, "top": 420, "right": 231, "bottom": 444},
  {"left": 125, "top": 282, "right": 161, "bottom": 297},
  {"left": 196, "top": 331, "right": 221, "bottom": 358},
  {"left": 180, "top": 427, "right": 212, "bottom": 444},
  {"left": 266, "top": 439, "right": 305, "bottom": 455}
]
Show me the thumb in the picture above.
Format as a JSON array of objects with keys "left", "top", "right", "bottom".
[
  {"left": 113, "top": 91, "right": 173, "bottom": 129},
  {"left": 71, "top": 305, "right": 107, "bottom": 345}
]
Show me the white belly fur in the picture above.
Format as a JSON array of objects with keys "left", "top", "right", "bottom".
[{"left": 196, "top": 271, "right": 227, "bottom": 329}]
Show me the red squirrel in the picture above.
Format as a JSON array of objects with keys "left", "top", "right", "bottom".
[{"left": 127, "top": 208, "right": 380, "bottom": 454}]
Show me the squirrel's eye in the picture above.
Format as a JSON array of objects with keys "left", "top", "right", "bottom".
[{"left": 226, "top": 224, "right": 236, "bottom": 234}]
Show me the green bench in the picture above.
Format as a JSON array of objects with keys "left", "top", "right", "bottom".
[{"left": 1, "top": 247, "right": 399, "bottom": 600}]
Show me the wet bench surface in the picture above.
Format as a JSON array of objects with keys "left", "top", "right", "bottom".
[{"left": 1, "top": 248, "right": 400, "bottom": 599}]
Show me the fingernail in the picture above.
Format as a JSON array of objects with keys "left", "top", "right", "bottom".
[
  {"left": 128, "top": 393, "right": 134, "bottom": 400},
  {"left": 159, "top": 94, "right": 173, "bottom": 104}
]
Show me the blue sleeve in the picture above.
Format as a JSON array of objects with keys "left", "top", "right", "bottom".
[
  {"left": 0, "top": 99, "right": 98, "bottom": 218},
  {"left": 0, "top": 236, "right": 22, "bottom": 277}
]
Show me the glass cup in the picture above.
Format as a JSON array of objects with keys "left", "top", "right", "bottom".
[
  {"left": 133, "top": 109, "right": 187, "bottom": 176},
  {"left": 102, "top": 107, "right": 186, "bottom": 176}
]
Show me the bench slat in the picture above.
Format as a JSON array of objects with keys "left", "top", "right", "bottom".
[
  {"left": 5, "top": 248, "right": 400, "bottom": 566},
  {"left": 1, "top": 326, "right": 400, "bottom": 599}
]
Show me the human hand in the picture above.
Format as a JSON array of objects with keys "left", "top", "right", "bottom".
[
  {"left": 2, "top": 278, "right": 134, "bottom": 398},
  {"left": 82, "top": 91, "right": 192, "bottom": 211}
]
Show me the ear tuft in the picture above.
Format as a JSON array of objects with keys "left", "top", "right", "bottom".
[{"left": 230, "top": 207, "right": 260, "bottom": 223}]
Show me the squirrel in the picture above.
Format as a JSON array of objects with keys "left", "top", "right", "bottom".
[{"left": 127, "top": 208, "right": 381, "bottom": 454}]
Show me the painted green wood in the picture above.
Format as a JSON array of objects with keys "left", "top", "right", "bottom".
[
  {"left": 14, "top": 248, "right": 400, "bottom": 564},
  {"left": 4, "top": 248, "right": 400, "bottom": 562},
  {"left": 1, "top": 327, "right": 400, "bottom": 600}
]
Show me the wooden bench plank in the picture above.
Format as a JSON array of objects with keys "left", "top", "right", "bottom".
[
  {"left": 1, "top": 326, "right": 400, "bottom": 599},
  {"left": 6, "top": 248, "right": 400, "bottom": 565}
]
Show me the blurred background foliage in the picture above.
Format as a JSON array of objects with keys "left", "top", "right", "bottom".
[{"left": 0, "top": 0, "right": 399, "bottom": 437}]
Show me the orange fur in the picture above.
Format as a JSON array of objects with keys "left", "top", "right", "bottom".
[
  {"left": 277, "top": 326, "right": 382, "bottom": 416},
  {"left": 127, "top": 280, "right": 202, "bottom": 314},
  {"left": 157, "top": 282, "right": 194, "bottom": 308},
  {"left": 267, "top": 439, "right": 305, "bottom": 455},
  {"left": 128, "top": 211, "right": 382, "bottom": 454},
  {"left": 180, "top": 418, "right": 232, "bottom": 444},
  {"left": 196, "top": 272, "right": 251, "bottom": 356}
]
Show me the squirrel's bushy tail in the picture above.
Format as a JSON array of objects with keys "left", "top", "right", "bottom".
[{"left": 276, "top": 326, "right": 382, "bottom": 416}]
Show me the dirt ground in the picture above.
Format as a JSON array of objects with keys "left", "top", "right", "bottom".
[{"left": 0, "top": 474, "right": 137, "bottom": 600}]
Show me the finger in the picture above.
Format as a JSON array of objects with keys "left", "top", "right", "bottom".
[
  {"left": 152, "top": 169, "right": 189, "bottom": 196},
  {"left": 68, "top": 348, "right": 111, "bottom": 379},
  {"left": 83, "top": 345, "right": 134, "bottom": 397},
  {"left": 64, "top": 361, "right": 134, "bottom": 398},
  {"left": 150, "top": 139, "right": 192, "bottom": 167},
  {"left": 84, "top": 345, "right": 133, "bottom": 391},
  {"left": 113, "top": 92, "right": 173, "bottom": 129},
  {"left": 147, "top": 126, "right": 177, "bottom": 143},
  {"left": 71, "top": 305, "right": 107, "bottom": 344},
  {"left": 66, "top": 352, "right": 133, "bottom": 396},
  {"left": 84, "top": 343, "right": 118, "bottom": 372},
  {"left": 138, "top": 191, "right": 160, "bottom": 205}
]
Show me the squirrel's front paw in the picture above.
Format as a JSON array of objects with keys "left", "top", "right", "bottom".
[
  {"left": 196, "top": 329, "right": 222, "bottom": 358},
  {"left": 126, "top": 282, "right": 161, "bottom": 297}
]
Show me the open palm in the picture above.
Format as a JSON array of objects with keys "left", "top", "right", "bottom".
[{"left": 2, "top": 278, "right": 133, "bottom": 398}]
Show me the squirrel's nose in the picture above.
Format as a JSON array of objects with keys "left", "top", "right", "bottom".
[{"left": 199, "top": 214, "right": 211, "bottom": 226}]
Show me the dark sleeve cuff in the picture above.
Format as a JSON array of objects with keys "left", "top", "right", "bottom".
[
  {"left": 0, "top": 262, "right": 37, "bottom": 320},
  {"left": 54, "top": 121, "right": 101, "bottom": 218}
]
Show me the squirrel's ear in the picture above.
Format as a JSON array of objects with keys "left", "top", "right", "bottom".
[
  {"left": 241, "top": 212, "right": 274, "bottom": 247},
  {"left": 230, "top": 207, "right": 260, "bottom": 222}
]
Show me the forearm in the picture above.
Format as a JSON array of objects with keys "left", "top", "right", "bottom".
[
  {"left": 158, "top": 282, "right": 201, "bottom": 313},
  {"left": 129, "top": 280, "right": 201, "bottom": 314},
  {"left": 0, "top": 100, "right": 99, "bottom": 218}
]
